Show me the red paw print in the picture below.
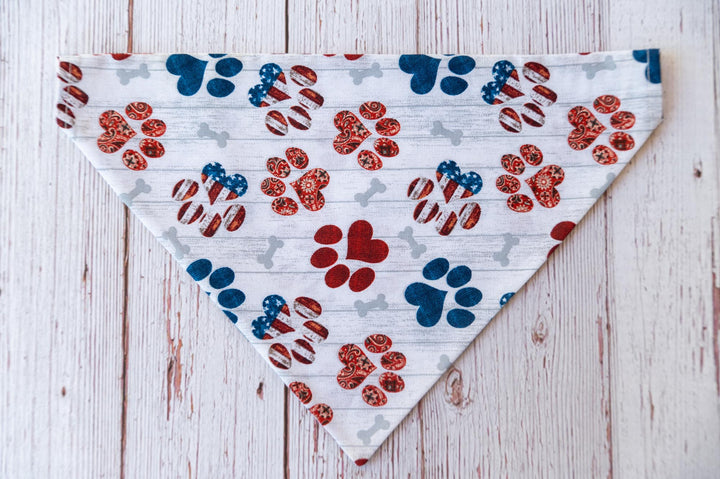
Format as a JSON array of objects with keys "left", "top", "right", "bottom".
[
  {"left": 568, "top": 95, "right": 636, "bottom": 165},
  {"left": 56, "top": 61, "right": 89, "bottom": 129},
  {"left": 333, "top": 101, "right": 401, "bottom": 170},
  {"left": 337, "top": 334, "right": 406, "bottom": 407},
  {"left": 289, "top": 381, "right": 334, "bottom": 426},
  {"left": 97, "top": 102, "right": 166, "bottom": 170},
  {"left": 260, "top": 147, "right": 330, "bottom": 216},
  {"left": 496, "top": 144, "right": 564, "bottom": 213},
  {"left": 310, "top": 220, "right": 389, "bottom": 292}
]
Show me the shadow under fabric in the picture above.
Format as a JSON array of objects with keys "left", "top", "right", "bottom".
[{"left": 56, "top": 51, "right": 662, "bottom": 466}]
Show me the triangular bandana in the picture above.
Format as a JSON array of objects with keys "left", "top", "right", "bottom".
[{"left": 56, "top": 50, "right": 662, "bottom": 465}]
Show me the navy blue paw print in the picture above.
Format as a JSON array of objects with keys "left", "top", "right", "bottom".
[
  {"left": 399, "top": 55, "right": 476, "bottom": 96},
  {"left": 166, "top": 54, "right": 243, "bottom": 98},
  {"left": 632, "top": 49, "right": 661, "bottom": 84},
  {"left": 499, "top": 292, "right": 515, "bottom": 307},
  {"left": 404, "top": 258, "right": 483, "bottom": 328},
  {"left": 186, "top": 259, "right": 246, "bottom": 323}
]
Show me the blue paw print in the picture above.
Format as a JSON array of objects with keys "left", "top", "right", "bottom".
[
  {"left": 399, "top": 55, "right": 476, "bottom": 95},
  {"left": 499, "top": 292, "right": 515, "bottom": 307},
  {"left": 186, "top": 259, "right": 246, "bottom": 323},
  {"left": 404, "top": 258, "right": 483, "bottom": 328},
  {"left": 632, "top": 49, "right": 661, "bottom": 84},
  {"left": 166, "top": 54, "right": 243, "bottom": 98}
]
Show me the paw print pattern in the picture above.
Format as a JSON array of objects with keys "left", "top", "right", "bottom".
[
  {"left": 632, "top": 49, "right": 661, "bottom": 84},
  {"left": 97, "top": 102, "right": 166, "bottom": 170},
  {"left": 547, "top": 221, "right": 576, "bottom": 257},
  {"left": 186, "top": 259, "right": 246, "bottom": 323},
  {"left": 172, "top": 162, "right": 247, "bottom": 237},
  {"left": 496, "top": 144, "right": 564, "bottom": 213},
  {"left": 337, "top": 334, "right": 406, "bottom": 407},
  {"left": 481, "top": 61, "right": 557, "bottom": 133},
  {"left": 333, "top": 101, "right": 401, "bottom": 171},
  {"left": 405, "top": 258, "right": 483, "bottom": 328},
  {"left": 260, "top": 147, "right": 330, "bottom": 216},
  {"left": 248, "top": 64, "right": 324, "bottom": 136},
  {"left": 398, "top": 54, "right": 476, "bottom": 95},
  {"left": 568, "top": 95, "right": 636, "bottom": 165},
  {"left": 289, "top": 381, "right": 334, "bottom": 425},
  {"left": 499, "top": 292, "right": 515, "bottom": 307},
  {"left": 408, "top": 160, "right": 483, "bottom": 235},
  {"left": 310, "top": 220, "right": 389, "bottom": 292},
  {"left": 166, "top": 54, "right": 243, "bottom": 98},
  {"left": 252, "top": 295, "right": 329, "bottom": 370},
  {"left": 56, "top": 61, "right": 89, "bottom": 129}
]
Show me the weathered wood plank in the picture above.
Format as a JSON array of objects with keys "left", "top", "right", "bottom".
[
  {"left": 605, "top": 1, "right": 720, "bottom": 477},
  {"left": 0, "top": 1, "right": 129, "bottom": 478},
  {"left": 122, "top": 1, "right": 288, "bottom": 478}
]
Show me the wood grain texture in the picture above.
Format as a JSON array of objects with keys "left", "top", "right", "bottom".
[{"left": 1, "top": 0, "right": 718, "bottom": 478}]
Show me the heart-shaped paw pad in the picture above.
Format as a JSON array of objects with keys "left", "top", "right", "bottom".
[
  {"left": 97, "top": 102, "right": 166, "bottom": 171},
  {"left": 333, "top": 101, "right": 401, "bottom": 170},
  {"left": 496, "top": 144, "right": 564, "bottom": 213}
]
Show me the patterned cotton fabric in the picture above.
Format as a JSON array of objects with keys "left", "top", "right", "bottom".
[{"left": 56, "top": 50, "right": 662, "bottom": 465}]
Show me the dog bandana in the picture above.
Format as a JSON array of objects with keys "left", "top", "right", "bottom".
[{"left": 56, "top": 50, "right": 662, "bottom": 465}]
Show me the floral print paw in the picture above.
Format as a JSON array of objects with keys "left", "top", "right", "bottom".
[
  {"left": 496, "top": 144, "right": 564, "bottom": 213},
  {"left": 166, "top": 54, "right": 243, "bottom": 98},
  {"left": 97, "top": 102, "right": 166, "bottom": 170},
  {"left": 408, "top": 160, "right": 483, "bottom": 235},
  {"left": 310, "top": 220, "right": 389, "bottom": 292},
  {"left": 260, "top": 147, "right": 330, "bottom": 216},
  {"left": 568, "top": 95, "right": 636, "bottom": 165},
  {"left": 404, "top": 258, "right": 483, "bottom": 328},
  {"left": 186, "top": 259, "right": 245, "bottom": 323},
  {"left": 481, "top": 61, "right": 557, "bottom": 133},
  {"left": 290, "top": 381, "right": 334, "bottom": 425},
  {"left": 333, "top": 101, "right": 401, "bottom": 170},
  {"left": 337, "top": 334, "right": 406, "bottom": 407},
  {"left": 172, "top": 162, "right": 247, "bottom": 237},
  {"left": 252, "top": 295, "right": 328, "bottom": 370},
  {"left": 398, "top": 55, "right": 476, "bottom": 95},
  {"left": 248, "top": 63, "right": 324, "bottom": 136}
]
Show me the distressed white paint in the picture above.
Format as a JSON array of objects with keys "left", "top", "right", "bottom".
[{"left": 1, "top": 0, "right": 718, "bottom": 478}]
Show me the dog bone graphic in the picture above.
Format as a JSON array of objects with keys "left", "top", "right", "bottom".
[
  {"left": 354, "top": 294, "right": 389, "bottom": 317},
  {"left": 581, "top": 55, "right": 616, "bottom": 79},
  {"left": 256, "top": 235, "right": 284, "bottom": 269},
  {"left": 116, "top": 63, "right": 150, "bottom": 85},
  {"left": 398, "top": 226, "right": 427, "bottom": 259},
  {"left": 354, "top": 178, "right": 387, "bottom": 207},
  {"left": 197, "top": 122, "right": 230, "bottom": 148},
  {"left": 492, "top": 233, "right": 520, "bottom": 267},
  {"left": 430, "top": 120, "right": 463, "bottom": 146},
  {"left": 349, "top": 62, "right": 382, "bottom": 85},
  {"left": 119, "top": 178, "right": 151, "bottom": 206},
  {"left": 357, "top": 414, "right": 390, "bottom": 446},
  {"left": 161, "top": 227, "right": 190, "bottom": 259}
]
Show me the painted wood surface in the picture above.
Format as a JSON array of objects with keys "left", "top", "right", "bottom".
[{"left": 1, "top": 0, "right": 718, "bottom": 478}]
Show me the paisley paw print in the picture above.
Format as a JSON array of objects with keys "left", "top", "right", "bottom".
[
  {"left": 496, "top": 144, "right": 564, "bottom": 213},
  {"left": 289, "top": 381, "right": 334, "bottom": 426},
  {"left": 405, "top": 258, "right": 483, "bottom": 328},
  {"left": 96, "top": 102, "right": 166, "bottom": 170},
  {"left": 337, "top": 334, "right": 406, "bottom": 407},
  {"left": 568, "top": 95, "right": 636, "bottom": 165},
  {"left": 260, "top": 147, "right": 330, "bottom": 216},
  {"left": 333, "top": 101, "right": 401, "bottom": 171}
]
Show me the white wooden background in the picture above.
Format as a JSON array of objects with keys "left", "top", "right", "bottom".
[{"left": 1, "top": 0, "right": 719, "bottom": 477}]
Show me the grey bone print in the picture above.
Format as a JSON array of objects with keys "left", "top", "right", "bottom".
[
  {"left": 116, "top": 63, "right": 150, "bottom": 85},
  {"left": 161, "top": 227, "right": 190, "bottom": 259},
  {"left": 256, "top": 236, "right": 284, "bottom": 269},
  {"left": 492, "top": 233, "right": 519, "bottom": 267},
  {"left": 437, "top": 354, "right": 452, "bottom": 371},
  {"left": 354, "top": 178, "right": 387, "bottom": 207},
  {"left": 590, "top": 173, "right": 616, "bottom": 198},
  {"left": 118, "top": 178, "right": 151, "bottom": 206},
  {"left": 357, "top": 414, "right": 390, "bottom": 445},
  {"left": 398, "top": 226, "right": 426, "bottom": 259},
  {"left": 354, "top": 294, "right": 388, "bottom": 317},
  {"left": 581, "top": 55, "right": 616, "bottom": 79},
  {"left": 197, "top": 122, "right": 230, "bottom": 148},
  {"left": 430, "top": 120, "right": 463, "bottom": 146},
  {"left": 349, "top": 62, "right": 382, "bottom": 85}
]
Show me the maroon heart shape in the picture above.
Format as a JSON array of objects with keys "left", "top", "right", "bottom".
[{"left": 345, "top": 220, "right": 389, "bottom": 264}]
